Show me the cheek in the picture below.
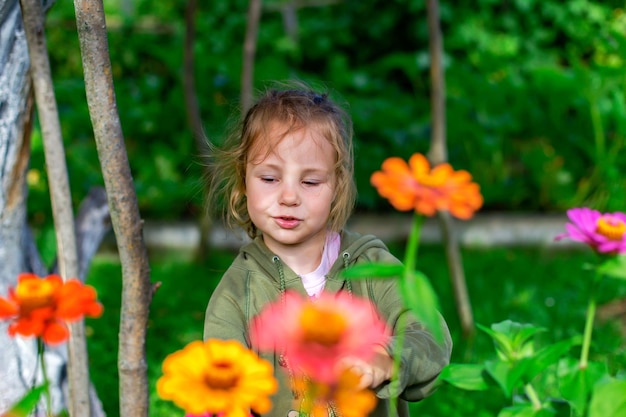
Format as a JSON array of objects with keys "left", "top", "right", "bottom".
[
  {"left": 312, "top": 187, "right": 335, "bottom": 212},
  {"left": 245, "top": 185, "right": 270, "bottom": 209}
]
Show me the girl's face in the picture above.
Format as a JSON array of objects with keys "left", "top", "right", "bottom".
[{"left": 245, "top": 124, "right": 336, "bottom": 258}]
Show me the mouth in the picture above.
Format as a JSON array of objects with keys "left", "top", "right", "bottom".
[{"left": 273, "top": 216, "right": 301, "bottom": 229}]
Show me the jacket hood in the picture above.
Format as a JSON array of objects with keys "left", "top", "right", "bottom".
[{"left": 238, "top": 229, "right": 390, "bottom": 284}]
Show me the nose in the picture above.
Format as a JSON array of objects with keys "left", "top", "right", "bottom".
[{"left": 279, "top": 181, "right": 300, "bottom": 206}]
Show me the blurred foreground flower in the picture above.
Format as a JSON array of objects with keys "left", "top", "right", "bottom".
[
  {"left": 555, "top": 207, "right": 626, "bottom": 254},
  {"left": 186, "top": 414, "right": 252, "bottom": 417},
  {"left": 294, "top": 368, "right": 377, "bottom": 417},
  {"left": 251, "top": 291, "right": 390, "bottom": 384},
  {"left": 370, "top": 153, "right": 483, "bottom": 219},
  {"left": 157, "top": 339, "right": 278, "bottom": 417},
  {"left": 0, "top": 273, "right": 103, "bottom": 344}
]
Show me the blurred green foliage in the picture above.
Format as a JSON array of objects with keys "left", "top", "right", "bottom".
[{"left": 29, "top": 0, "right": 626, "bottom": 227}]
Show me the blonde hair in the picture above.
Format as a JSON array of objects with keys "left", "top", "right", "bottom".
[{"left": 206, "top": 81, "right": 356, "bottom": 238}]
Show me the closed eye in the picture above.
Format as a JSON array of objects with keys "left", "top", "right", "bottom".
[
  {"left": 302, "top": 180, "right": 321, "bottom": 186},
  {"left": 260, "top": 176, "right": 277, "bottom": 183}
]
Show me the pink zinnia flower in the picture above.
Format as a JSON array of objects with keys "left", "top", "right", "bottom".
[
  {"left": 250, "top": 291, "right": 390, "bottom": 384},
  {"left": 555, "top": 207, "right": 626, "bottom": 254}
]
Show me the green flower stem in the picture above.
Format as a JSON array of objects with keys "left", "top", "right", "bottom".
[
  {"left": 524, "top": 383, "right": 542, "bottom": 410},
  {"left": 579, "top": 271, "right": 600, "bottom": 369},
  {"left": 388, "top": 313, "right": 405, "bottom": 417},
  {"left": 404, "top": 214, "right": 424, "bottom": 271},
  {"left": 37, "top": 338, "right": 53, "bottom": 417},
  {"left": 386, "top": 213, "right": 423, "bottom": 416},
  {"left": 589, "top": 95, "right": 605, "bottom": 164}
]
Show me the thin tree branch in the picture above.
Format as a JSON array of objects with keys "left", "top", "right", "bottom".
[
  {"left": 425, "top": 0, "right": 475, "bottom": 339},
  {"left": 426, "top": 0, "right": 446, "bottom": 165},
  {"left": 280, "top": 2, "right": 299, "bottom": 44},
  {"left": 183, "top": 0, "right": 213, "bottom": 261},
  {"left": 18, "top": 0, "right": 91, "bottom": 415},
  {"left": 241, "top": 0, "right": 262, "bottom": 113},
  {"left": 183, "top": 0, "right": 204, "bottom": 154},
  {"left": 71, "top": 1, "right": 153, "bottom": 417}
]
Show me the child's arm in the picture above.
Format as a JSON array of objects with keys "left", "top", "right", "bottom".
[
  {"left": 375, "top": 290, "right": 452, "bottom": 401},
  {"left": 203, "top": 269, "right": 250, "bottom": 345},
  {"left": 339, "top": 344, "right": 394, "bottom": 389},
  {"left": 357, "top": 245, "right": 453, "bottom": 401}
]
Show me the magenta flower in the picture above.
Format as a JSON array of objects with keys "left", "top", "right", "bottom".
[
  {"left": 250, "top": 291, "right": 390, "bottom": 384},
  {"left": 556, "top": 207, "right": 626, "bottom": 254}
]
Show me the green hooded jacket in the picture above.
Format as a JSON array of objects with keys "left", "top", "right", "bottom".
[{"left": 204, "top": 229, "right": 452, "bottom": 416}]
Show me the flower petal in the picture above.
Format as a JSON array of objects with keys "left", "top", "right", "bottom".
[
  {"left": 42, "top": 320, "right": 70, "bottom": 345},
  {"left": 0, "top": 298, "right": 18, "bottom": 318}
]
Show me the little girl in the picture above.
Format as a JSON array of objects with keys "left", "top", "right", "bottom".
[{"left": 203, "top": 82, "right": 452, "bottom": 416}]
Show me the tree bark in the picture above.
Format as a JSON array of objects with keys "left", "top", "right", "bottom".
[
  {"left": 19, "top": 0, "right": 92, "bottom": 413},
  {"left": 71, "top": 2, "right": 153, "bottom": 417},
  {"left": 0, "top": 6, "right": 34, "bottom": 412},
  {"left": 1, "top": 3, "right": 109, "bottom": 413},
  {"left": 241, "top": 0, "right": 262, "bottom": 113},
  {"left": 425, "top": 0, "right": 475, "bottom": 339},
  {"left": 0, "top": 0, "right": 41, "bottom": 412}
]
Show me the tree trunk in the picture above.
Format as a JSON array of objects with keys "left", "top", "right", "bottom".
[
  {"left": 425, "top": 0, "right": 475, "bottom": 339},
  {"left": 0, "top": 0, "right": 109, "bottom": 415},
  {"left": 19, "top": 0, "right": 91, "bottom": 413},
  {"left": 0, "top": 0, "right": 41, "bottom": 411},
  {"left": 71, "top": 1, "right": 153, "bottom": 417}
]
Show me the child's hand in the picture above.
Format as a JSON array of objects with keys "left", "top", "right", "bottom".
[{"left": 339, "top": 345, "right": 393, "bottom": 390}]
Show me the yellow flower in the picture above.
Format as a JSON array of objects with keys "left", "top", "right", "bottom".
[
  {"left": 157, "top": 339, "right": 278, "bottom": 417},
  {"left": 294, "top": 369, "right": 377, "bottom": 417}
]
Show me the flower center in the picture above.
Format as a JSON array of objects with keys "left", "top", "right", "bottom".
[
  {"left": 15, "top": 279, "right": 55, "bottom": 312},
  {"left": 417, "top": 173, "right": 446, "bottom": 188},
  {"left": 205, "top": 360, "right": 239, "bottom": 390},
  {"left": 299, "top": 305, "right": 347, "bottom": 346},
  {"left": 596, "top": 216, "right": 626, "bottom": 241}
]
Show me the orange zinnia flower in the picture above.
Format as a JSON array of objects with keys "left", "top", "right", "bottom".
[
  {"left": 294, "top": 369, "right": 377, "bottom": 417},
  {"left": 370, "top": 153, "right": 483, "bottom": 219},
  {"left": 0, "top": 273, "right": 103, "bottom": 344}
]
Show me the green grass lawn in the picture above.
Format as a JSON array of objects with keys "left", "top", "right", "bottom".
[{"left": 84, "top": 244, "right": 626, "bottom": 417}]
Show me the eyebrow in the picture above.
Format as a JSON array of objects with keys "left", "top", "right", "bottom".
[{"left": 249, "top": 161, "right": 331, "bottom": 174}]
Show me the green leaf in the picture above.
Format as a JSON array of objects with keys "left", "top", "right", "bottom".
[
  {"left": 558, "top": 359, "right": 607, "bottom": 415},
  {"left": 547, "top": 398, "right": 572, "bottom": 417},
  {"left": 523, "top": 337, "right": 580, "bottom": 382},
  {"left": 484, "top": 359, "right": 524, "bottom": 398},
  {"left": 498, "top": 403, "right": 555, "bottom": 417},
  {"left": 398, "top": 269, "right": 444, "bottom": 343},
  {"left": 5, "top": 385, "right": 47, "bottom": 417},
  {"left": 477, "top": 323, "right": 516, "bottom": 360},
  {"left": 437, "top": 363, "right": 491, "bottom": 391},
  {"left": 589, "top": 379, "right": 626, "bottom": 417},
  {"left": 340, "top": 263, "right": 404, "bottom": 280},
  {"left": 598, "top": 255, "right": 626, "bottom": 280},
  {"left": 478, "top": 321, "right": 545, "bottom": 362},
  {"left": 492, "top": 321, "right": 546, "bottom": 349}
]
